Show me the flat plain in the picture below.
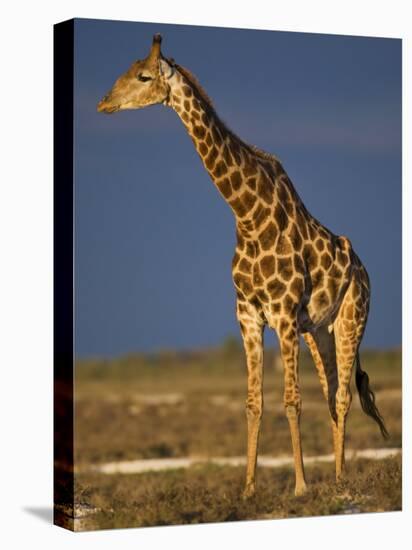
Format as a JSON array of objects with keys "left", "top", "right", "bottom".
[{"left": 66, "top": 343, "right": 401, "bottom": 530}]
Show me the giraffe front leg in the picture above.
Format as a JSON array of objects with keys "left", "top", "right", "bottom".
[
  {"left": 278, "top": 321, "right": 307, "bottom": 497},
  {"left": 237, "top": 299, "right": 264, "bottom": 500}
]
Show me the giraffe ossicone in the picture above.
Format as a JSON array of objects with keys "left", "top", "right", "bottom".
[{"left": 98, "top": 34, "right": 388, "bottom": 498}]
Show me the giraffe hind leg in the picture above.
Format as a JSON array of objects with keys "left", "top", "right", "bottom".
[
  {"left": 304, "top": 327, "right": 339, "bottom": 423},
  {"left": 333, "top": 268, "right": 376, "bottom": 480},
  {"left": 303, "top": 329, "right": 339, "bottom": 465}
]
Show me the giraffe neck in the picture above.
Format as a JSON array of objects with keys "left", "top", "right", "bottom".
[{"left": 165, "top": 66, "right": 285, "bottom": 237}]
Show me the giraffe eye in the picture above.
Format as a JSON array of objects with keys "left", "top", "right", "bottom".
[{"left": 137, "top": 73, "right": 152, "bottom": 82}]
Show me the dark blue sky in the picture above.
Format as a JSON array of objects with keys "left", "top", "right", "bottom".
[{"left": 74, "top": 18, "right": 401, "bottom": 358}]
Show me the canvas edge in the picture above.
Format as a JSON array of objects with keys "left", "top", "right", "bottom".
[{"left": 53, "top": 18, "right": 75, "bottom": 532}]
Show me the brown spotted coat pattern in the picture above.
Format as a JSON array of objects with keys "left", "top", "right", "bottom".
[{"left": 97, "top": 36, "right": 380, "bottom": 499}]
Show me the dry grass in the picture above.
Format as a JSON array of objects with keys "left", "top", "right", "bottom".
[
  {"left": 73, "top": 456, "right": 401, "bottom": 530},
  {"left": 69, "top": 345, "right": 402, "bottom": 530}
]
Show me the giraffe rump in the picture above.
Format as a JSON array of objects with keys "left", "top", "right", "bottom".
[{"left": 355, "top": 352, "right": 389, "bottom": 439}]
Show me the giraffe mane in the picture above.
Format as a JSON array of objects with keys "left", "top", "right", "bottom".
[
  {"left": 174, "top": 63, "right": 215, "bottom": 107},
  {"left": 175, "top": 63, "right": 280, "bottom": 165}
]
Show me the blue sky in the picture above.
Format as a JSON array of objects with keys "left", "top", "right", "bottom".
[{"left": 73, "top": 18, "right": 401, "bottom": 358}]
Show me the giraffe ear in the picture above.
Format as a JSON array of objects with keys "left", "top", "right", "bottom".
[{"left": 159, "top": 59, "right": 175, "bottom": 79}]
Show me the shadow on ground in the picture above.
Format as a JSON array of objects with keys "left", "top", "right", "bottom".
[{"left": 23, "top": 507, "right": 53, "bottom": 524}]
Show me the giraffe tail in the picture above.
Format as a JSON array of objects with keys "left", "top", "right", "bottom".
[{"left": 355, "top": 351, "right": 389, "bottom": 439}]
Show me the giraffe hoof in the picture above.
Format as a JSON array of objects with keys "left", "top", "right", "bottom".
[
  {"left": 242, "top": 485, "right": 256, "bottom": 500},
  {"left": 294, "top": 483, "right": 308, "bottom": 497},
  {"left": 336, "top": 471, "right": 345, "bottom": 483}
]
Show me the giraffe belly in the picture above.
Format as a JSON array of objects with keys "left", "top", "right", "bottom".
[{"left": 232, "top": 232, "right": 353, "bottom": 334}]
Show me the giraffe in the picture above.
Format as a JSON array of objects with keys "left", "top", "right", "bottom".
[{"left": 97, "top": 34, "right": 388, "bottom": 498}]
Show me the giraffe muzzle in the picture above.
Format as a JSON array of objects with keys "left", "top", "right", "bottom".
[{"left": 97, "top": 96, "right": 120, "bottom": 114}]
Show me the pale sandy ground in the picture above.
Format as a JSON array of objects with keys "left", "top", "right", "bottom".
[{"left": 85, "top": 447, "right": 401, "bottom": 475}]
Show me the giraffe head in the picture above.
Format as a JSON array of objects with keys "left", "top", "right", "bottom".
[{"left": 97, "top": 34, "right": 174, "bottom": 113}]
